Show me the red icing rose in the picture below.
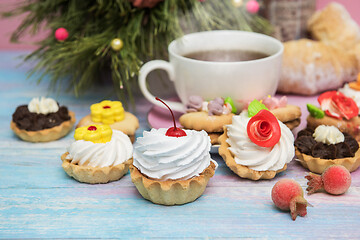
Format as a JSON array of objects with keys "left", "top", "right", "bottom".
[
  {"left": 318, "top": 91, "right": 358, "bottom": 120},
  {"left": 247, "top": 110, "right": 281, "bottom": 148}
]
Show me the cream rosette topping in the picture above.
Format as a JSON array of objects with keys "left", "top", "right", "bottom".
[
  {"left": 28, "top": 97, "right": 59, "bottom": 114},
  {"left": 66, "top": 127, "right": 133, "bottom": 168},
  {"left": 313, "top": 125, "right": 344, "bottom": 145},
  {"left": 226, "top": 110, "right": 294, "bottom": 172},
  {"left": 133, "top": 128, "right": 216, "bottom": 181}
]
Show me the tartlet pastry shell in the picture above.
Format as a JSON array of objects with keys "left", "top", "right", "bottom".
[
  {"left": 10, "top": 111, "right": 76, "bottom": 142},
  {"left": 129, "top": 161, "right": 216, "bottom": 205},
  {"left": 77, "top": 112, "right": 139, "bottom": 142},
  {"left": 218, "top": 128, "right": 287, "bottom": 180},
  {"left": 61, "top": 152, "right": 132, "bottom": 184},
  {"left": 295, "top": 147, "right": 360, "bottom": 174}
]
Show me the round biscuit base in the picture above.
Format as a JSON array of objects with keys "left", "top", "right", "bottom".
[
  {"left": 77, "top": 112, "right": 139, "bottom": 139},
  {"left": 61, "top": 153, "right": 132, "bottom": 184},
  {"left": 179, "top": 111, "right": 234, "bottom": 133},
  {"left": 270, "top": 105, "right": 302, "bottom": 130},
  {"left": 129, "top": 161, "right": 216, "bottom": 205}
]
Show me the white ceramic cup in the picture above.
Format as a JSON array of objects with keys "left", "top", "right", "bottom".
[{"left": 139, "top": 30, "right": 283, "bottom": 112}]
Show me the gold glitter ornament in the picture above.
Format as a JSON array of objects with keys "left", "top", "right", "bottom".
[
  {"left": 231, "top": 0, "right": 243, "bottom": 8},
  {"left": 111, "top": 38, "right": 124, "bottom": 51}
]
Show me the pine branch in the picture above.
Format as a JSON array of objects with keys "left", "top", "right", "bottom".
[{"left": 3, "top": 0, "right": 273, "bottom": 108}]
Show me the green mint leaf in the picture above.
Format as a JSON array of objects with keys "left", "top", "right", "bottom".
[
  {"left": 248, "top": 99, "right": 268, "bottom": 117},
  {"left": 224, "top": 97, "right": 237, "bottom": 114},
  {"left": 307, "top": 103, "right": 325, "bottom": 119}
]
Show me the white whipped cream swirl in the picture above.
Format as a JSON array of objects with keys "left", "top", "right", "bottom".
[
  {"left": 226, "top": 111, "right": 294, "bottom": 171},
  {"left": 313, "top": 125, "right": 344, "bottom": 145},
  {"left": 28, "top": 97, "right": 59, "bottom": 114},
  {"left": 133, "top": 128, "right": 217, "bottom": 181},
  {"left": 339, "top": 84, "right": 360, "bottom": 115},
  {"left": 66, "top": 130, "right": 133, "bottom": 168}
]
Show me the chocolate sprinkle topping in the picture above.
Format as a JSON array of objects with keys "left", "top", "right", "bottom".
[
  {"left": 312, "top": 142, "right": 337, "bottom": 159},
  {"left": 295, "top": 128, "right": 359, "bottom": 159},
  {"left": 12, "top": 105, "right": 71, "bottom": 131},
  {"left": 296, "top": 128, "right": 313, "bottom": 138},
  {"left": 294, "top": 135, "right": 316, "bottom": 155}
]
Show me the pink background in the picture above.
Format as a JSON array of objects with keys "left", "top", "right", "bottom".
[{"left": 0, "top": 0, "right": 359, "bottom": 50}]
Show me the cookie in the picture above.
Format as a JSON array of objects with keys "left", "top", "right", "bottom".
[
  {"left": 77, "top": 100, "right": 139, "bottom": 142},
  {"left": 179, "top": 96, "right": 235, "bottom": 145},
  {"left": 271, "top": 104, "right": 302, "bottom": 130},
  {"left": 77, "top": 112, "right": 139, "bottom": 142},
  {"left": 180, "top": 111, "right": 234, "bottom": 133}
]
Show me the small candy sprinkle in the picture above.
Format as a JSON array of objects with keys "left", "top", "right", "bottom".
[{"left": 87, "top": 126, "right": 97, "bottom": 131}]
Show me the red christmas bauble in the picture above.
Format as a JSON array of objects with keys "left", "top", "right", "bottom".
[{"left": 55, "top": 28, "right": 69, "bottom": 41}]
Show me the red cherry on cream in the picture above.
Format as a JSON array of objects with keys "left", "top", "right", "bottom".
[
  {"left": 87, "top": 126, "right": 97, "bottom": 131},
  {"left": 155, "top": 97, "right": 187, "bottom": 137},
  {"left": 247, "top": 109, "right": 281, "bottom": 148},
  {"left": 103, "top": 105, "right": 111, "bottom": 109}
]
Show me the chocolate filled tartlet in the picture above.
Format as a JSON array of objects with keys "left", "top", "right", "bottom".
[
  {"left": 13, "top": 105, "right": 71, "bottom": 131},
  {"left": 10, "top": 97, "right": 76, "bottom": 142},
  {"left": 295, "top": 125, "right": 360, "bottom": 173}
]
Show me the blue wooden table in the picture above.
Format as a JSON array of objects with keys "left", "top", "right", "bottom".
[{"left": 1, "top": 51, "right": 360, "bottom": 239}]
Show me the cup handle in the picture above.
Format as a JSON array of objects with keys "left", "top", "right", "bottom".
[{"left": 138, "top": 60, "right": 186, "bottom": 112}]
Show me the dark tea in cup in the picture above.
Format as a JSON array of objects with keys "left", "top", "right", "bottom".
[{"left": 183, "top": 49, "right": 269, "bottom": 62}]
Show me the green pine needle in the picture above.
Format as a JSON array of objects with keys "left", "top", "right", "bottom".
[{"left": 3, "top": 0, "right": 273, "bottom": 108}]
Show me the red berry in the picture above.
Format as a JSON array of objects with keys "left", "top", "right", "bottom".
[
  {"left": 87, "top": 126, "right": 97, "bottom": 131},
  {"left": 155, "top": 97, "right": 187, "bottom": 137},
  {"left": 305, "top": 165, "right": 351, "bottom": 195},
  {"left": 271, "top": 179, "right": 309, "bottom": 221},
  {"left": 103, "top": 105, "right": 111, "bottom": 109}
]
